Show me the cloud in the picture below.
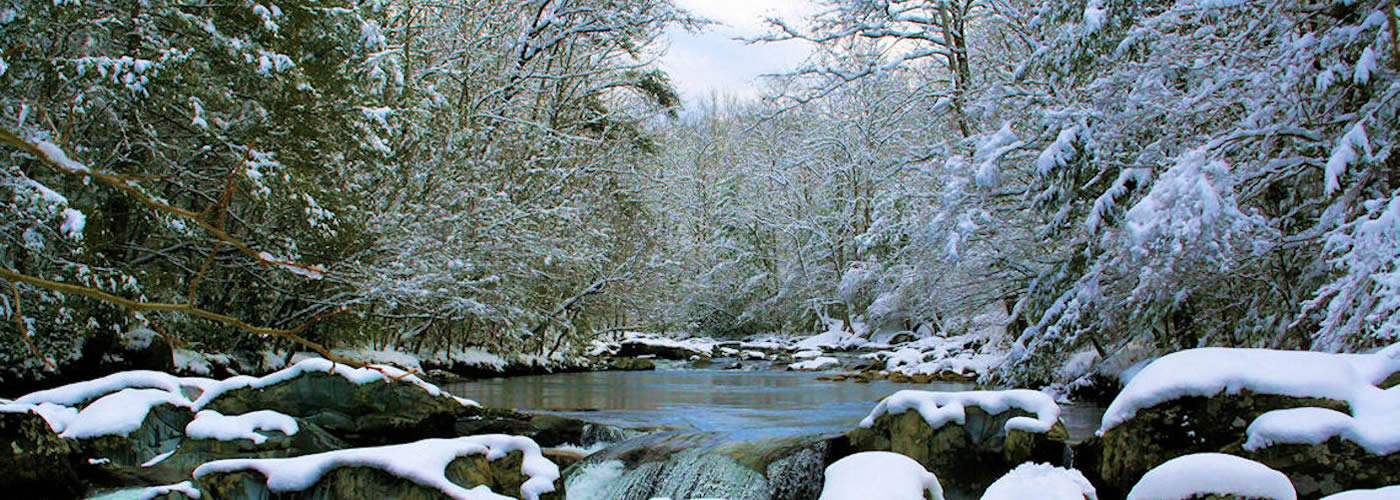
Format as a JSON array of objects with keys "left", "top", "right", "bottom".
[{"left": 661, "top": 0, "right": 815, "bottom": 104}]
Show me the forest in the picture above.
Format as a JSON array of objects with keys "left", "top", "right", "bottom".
[{"left": 2, "top": 0, "right": 1397, "bottom": 396}]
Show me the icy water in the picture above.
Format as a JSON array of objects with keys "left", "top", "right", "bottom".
[{"left": 447, "top": 368, "right": 1106, "bottom": 443}]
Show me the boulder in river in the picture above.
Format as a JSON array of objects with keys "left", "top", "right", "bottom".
[
  {"left": 843, "top": 389, "right": 1069, "bottom": 495},
  {"left": 193, "top": 435, "right": 562, "bottom": 500},
  {"left": 1095, "top": 346, "right": 1400, "bottom": 498},
  {"left": 605, "top": 357, "right": 656, "bottom": 371},
  {"left": 201, "top": 359, "right": 477, "bottom": 446}
]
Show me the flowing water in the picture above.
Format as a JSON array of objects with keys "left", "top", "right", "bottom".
[
  {"left": 448, "top": 368, "right": 1106, "bottom": 443},
  {"left": 448, "top": 368, "right": 1107, "bottom": 500}
]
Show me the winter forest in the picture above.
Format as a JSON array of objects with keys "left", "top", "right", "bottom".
[
  {"left": 5, "top": 0, "right": 1396, "bottom": 391},
  {"left": 1, "top": 0, "right": 1399, "bottom": 498}
]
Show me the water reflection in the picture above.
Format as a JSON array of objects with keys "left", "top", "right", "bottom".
[{"left": 447, "top": 369, "right": 1106, "bottom": 442}]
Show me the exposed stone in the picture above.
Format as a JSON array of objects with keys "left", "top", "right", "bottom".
[
  {"left": 616, "top": 341, "right": 709, "bottom": 361},
  {"left": 1097, "top": 391, "right": 1350, "bottom": 496},
  {"left": 151, "top": 417, "right": 346, "bottom": 480},
  {"left": 846, "top": 405, "right": 1068, "bottom": 495},
  {"left": 196, "top": 451, "right": 562, "bottom": 500},
  {"left": 83, "top": 403, "right": 193, "bottom": 468},
  {"left": 1235, "top": 438, "right": 1400, "bottom": 498},
  {"left": 605, "top": 357, "right": 656, "bottom": 371},
  {"left": 0, "top": 410, "right": 84, "bottom": 498},
  {"left": 204, "top": 371, "right": 471, "bottom": 446}
]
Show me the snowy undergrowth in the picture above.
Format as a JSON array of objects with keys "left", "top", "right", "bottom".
[
  {"left": 193, "top": 435, "right": 559, "bottom": 500},
  {"left": 1101, "top": 344, "right": 1400, "bottom": 455}
]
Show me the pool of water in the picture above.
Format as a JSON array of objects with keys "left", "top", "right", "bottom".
[{"left": 447, "top": 369, "right": 1105, "bottom": 443}]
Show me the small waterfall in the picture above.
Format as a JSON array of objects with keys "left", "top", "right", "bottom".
[{"left": 564, "top": 431, "right": 833, "bottom": 500}]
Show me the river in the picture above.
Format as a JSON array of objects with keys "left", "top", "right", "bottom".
[{"left": 447, "top": 368, "right": 1106, "bottom": 444}]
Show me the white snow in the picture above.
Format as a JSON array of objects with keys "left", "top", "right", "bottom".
[
  {"left": 60, "top": 208, "right": 86, "bottom": 239},
  {"left": 185, "top": 410, "right": 299, "bottom": 444},
  {"left": 619, "top": 332, "right": 717, "bottom": 357},
  {"left": 789, "top": 356, "right": 840, "bottom": 371},
  {"left": 819, "top": 451, "right": 944, "bottom": 500},
  {"left": 191, "top": 357, "right": 477, "bottom": 409},
  {"left": 60, "top": 388, "right": 189, "bottom": 439},
  {"left": 1100, "top": 346, "right": 1400, "bottom": 433},
  {"left": 1125, "top": 453, "right": 1296, "bottom": 500},
  {"left": 13, "top": 370, "right": 210, "bottom": 407},
  {"left": 982, "top": 463, "right": 1097, "bottom": 500},
  {"left": 192, "top": 435, "right": 559, "bottom": 500},
  {"left": 142, "top": 449, "right": 176, "bottom": 467},
  {"left": 1321, "top": 486, "right": 1400, "bottom": 499},
  {"left": 0, "top": 401, "right": 79, "bottom": 432},
  {"left": 860, "top": 389, "right": 1061, "bottom": 434}
]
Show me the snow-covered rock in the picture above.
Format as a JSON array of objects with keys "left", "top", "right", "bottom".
[
  {"left": 847, "top": 390, "right": 1069, "bottom": 493},
  {"left": 789, "top": 356, "right": 840, "bottom": 371},
  {"left": 1125, "top": 453, "right": 1295, "bottom": 500},
  {"left": 982, "top": 463, "right": 1096, "bottom": 500},
  {"left": 1096, "top": 345, "right": 1400, "bottom": 496},
  {"left": 194, "top": 434, "right": 561, "bottom": 500},
  {"left": 818, "top": 451, "right": 943, "bottom": 500}
]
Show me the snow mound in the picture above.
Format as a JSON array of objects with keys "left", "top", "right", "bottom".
[
  {"left": 60, "top": 388, "right": 190, "bottom": 439},
  {"left": 192, "top": 435, "right": 559, "bottom": 500},
  {"left": 0, "top": 401, "right": 79, "bottom": 433},
  {"left": 860, "top": 389, "right": 1061, "bottom": 433},
  {"left": 795, "top": 330, "right": 872, "bottom": 351},
  {"left": 186, "top": 410, "right": 298, "bottom": 444},
  {"left": 1321, "top": 485, "right": 1400, "bottom": 499},
  {"left": 620, "top": 332, "right": 719, "bottom": 356},
  {"left": 1125, "top": 453, "right": 1295, "bottom": 500},
  {"left": 982, "top": 462, "right": 1097, "bottom": 500},
  {"left": 789, "top": 357, "right": 840, "bottom": 371},
  {"left": 1099, "top": 346, "right": 1400, "bottom": 454},
  {"left": 818, "top": 451, "right": 944, "bottom": 500},
  {"left": 13, "top": 370, "right": 213, "bottom": 407}
]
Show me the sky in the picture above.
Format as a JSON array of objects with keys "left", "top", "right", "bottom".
[{"left": 660, "top": 0, "right": 816, "bottom": 106}]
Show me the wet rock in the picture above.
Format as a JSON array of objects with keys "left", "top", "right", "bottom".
[
  {"left": 453, "top": 408, "right": 639, "bottom": 449},
  {"left": 204, "top": 371, "right": 470, "bottom": 446},
  {"left": 1236, "top": 438, "right": 1400, "bottom": 498},
  {"left": 83, "top": 403, "right": 193, "bottom": 469},
  {"left": 846, "top": 405, "right": 1069, "bottom": 494},
  {"left": 605, "top": 357, "right": 656, "bottom": 371},
  {"left": 197, "top": 450, "right": 561, "bottom": 500},
  {"left": 1096, "top": 391, "right": 1350, "bottom": 495},
  {"left": 616, "top": 341, "right": 709, "bottom": 361},
  {"left": 0, "top": 410, "right": 84, "bottom": 498},
  {"left": 151, "top": 418, "right": 346, "bottom": 480}
]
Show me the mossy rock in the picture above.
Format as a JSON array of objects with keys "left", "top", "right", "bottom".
[
  {"left": 846, "top": 405, "right": 1068, "bottom": 494},
  {"left": 1097, "top": 390, "right": 1349, "bottom": 493},
  {"left": 0, "top": 411, "right": 84, "bottom": 498},
  {"left": 152, "top": 417, "right": 346, "bottom": 479},
  {"left": 205, "top": 371, "right": 469, "bottom": 446},
  {"left": 606, "top": 357, "right": 656, "bottom": 371},
  {"left": 197, "top": 450, "right": 562, "bottom": 500},
  {"left": 1236, "top": 437, "right": 1400, "bottom": 499}
]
